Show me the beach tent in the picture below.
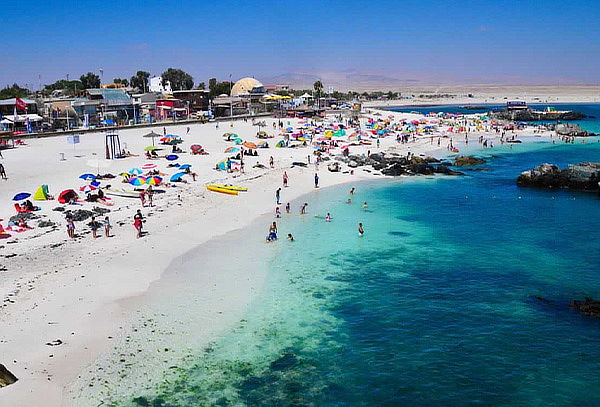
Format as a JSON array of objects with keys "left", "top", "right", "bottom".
[
  {"left": 58, "top": 189, "right": 78, "bottom": 204},
  {"left": 216, "top": 159, "right": 228, "bottom": 171},
  {"left": 275, "top": 140, "right": 286, "bottom": 148},
  {"left": 33, "top": 185, "right": 51, "bottom": 201}
]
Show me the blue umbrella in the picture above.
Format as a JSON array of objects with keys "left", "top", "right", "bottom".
[
  {"left": 166, "top": 154, "right": 179, "bottom": 161},
  {"left": 90, "top": 181, "right": 101, "bottom": 187},
  {"left": 179, "top": 164, "right": 191, "bottom": 170},
  {"left": 13, "top": 192, "right": 31, "bottom": 201},
  {"left": 170, "top": 172, "right": 186, "bottom": 182},
  {"left": 79, "top": 173, "right": 96, "bottom": 180}
]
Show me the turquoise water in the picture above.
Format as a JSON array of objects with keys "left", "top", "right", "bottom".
[
  {"left": 126, "top": 140, "right": 600, "bottom": 407},
  {"left": 390, "top": 103, "right": 600, "bottom": 134}
]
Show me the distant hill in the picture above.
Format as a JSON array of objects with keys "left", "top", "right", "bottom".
[{"left": 261, "top": 72, "right": 420, "bottom": 91}]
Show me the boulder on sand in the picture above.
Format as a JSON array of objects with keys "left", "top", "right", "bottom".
[{"left": 327, "top": 162, "right": 340, "bottom": 172}]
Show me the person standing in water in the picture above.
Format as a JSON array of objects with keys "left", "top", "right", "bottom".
[
  {"left": 314, "top": 173, "right": 319, "bottom": 188},
  {"left": 362, "top": 201, "right": 368, "bottom": 210},
  {"left": 300, "top": 203, "right": 308, "bottom": 214},
  {"left": 325, "top": 213, "right": 332, "bottom": 222},
  {"left": 276, "top": 188, "right": 281, "bottom": 205},
  {"left": 358, "top": 223, "right": 364, "bottom": 237},
  {"left": 285, "top": 202, "right": 291, "bottom": 214}
]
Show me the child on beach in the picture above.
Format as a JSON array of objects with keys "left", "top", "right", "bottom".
[
  {"left": 88, "top": 216, "right": 101, "bottom": 238},
  {"left": 285, "top": 202, "right": 290, "bottom": 214},
  {"left": 104, "top": 216, "right": 111, "bottom": 237},
  {"left": 314, "top": 173, "right": 319, "bottom": 188},
  {"left": 66, "top": 215, "right": 75, "bottom": 239},
  {"left": 275, "top": 207, "right": 281, "bottom": 218},
  {"left": 300, "top": 203, "right": 308, "bottom": 214}
]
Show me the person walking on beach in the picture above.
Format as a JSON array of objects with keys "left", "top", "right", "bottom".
[
  {"left": 283, "top": 171, "right": 288, "bottom": 187},
  {"left": 0, "top": 163, "right": 6, "bottom": 180},
  {"left": 104, "top": 216, "right": 111, "bottom": 237},
  {"left": 66, "top": 214, "right": 75, "bottom": 239},
  {"left": 314, "top": 173, "right": 319, "bottom": 188},
  {"left": 276, "top": 188, "right": 281, "bottom": 205},
  {"left": 134, "top": 216, "right": 143, "bottom": 238},
  {"left": 269, "top": 156, "right": 274, "bottom": 168},
  {"left": 186, "top": 127, "right": 190, "bottom": 135},
  {"left": 146, "top": 185, "right": 154, "bottom": 207},
  {"left": 358, "top": 223, "right": 364, "bottom": 237},
  {"left": 139, "top": 190, "right": 146, "bottom": 207}
]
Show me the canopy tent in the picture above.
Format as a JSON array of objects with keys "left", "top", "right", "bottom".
[
  {"left": 58, "top": 189, "right": 78, "bottom": 204},
  {"left": 33, "top": 185, "right": 51, "bottom": 201}
]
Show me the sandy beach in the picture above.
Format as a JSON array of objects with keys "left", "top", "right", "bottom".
[{"left": 0, "top": 107, "right": 571, "bottom": 405}]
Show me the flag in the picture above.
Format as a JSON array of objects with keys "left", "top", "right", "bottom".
[
  {"left": 83, "top": 112, "right": 90, "bottom": 128},
  {"left": 15, "top": 97, "right": 27, "bottom": 110},
  {"left": 26, "top": 117, "right": 32, "bottom": 133}
]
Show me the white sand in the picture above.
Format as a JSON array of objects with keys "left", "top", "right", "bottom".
[{"left": 0, "top": 108, "right": 561, "bottom": 405}]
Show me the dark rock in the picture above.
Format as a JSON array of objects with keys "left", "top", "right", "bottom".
[
  {"left": 555, "top": 123, "right": 595, "bottom": 137},
  {"left": 64, "top": 209, "right": 94, "bottom": 222},
  {"left": 369, "top": 152, "right": 385, "bottom": 162},
  {"left": 327, "top": 162, "right": 340, "bottom": 172},
  {"left": 570, "top": 298, "right": 600, "bottom": 318},
  {"left": 52, "top": 207, "right": 65, "bottom": 212},
  {"left": 453, "top": 156, "right": 486, "bottom": 167},
  {"left": 92, "top": 207, "right": 111, "bottom": 215},
  {"left": 38, "top": 220, "right": 57, "bottom": 228},
  {"left": 517, "top": 162, "right": 600, "bottom": 191},
  {"left": 9, "top": 212, "right": 41, "bottom": 224},
  {"left": 0, "top": 364, "right": 18, "bottom": 387},
  {"left": 434, "top": 165, "right": 464, "bottom": 176},
  {"left": 381, "top": 163, "right": 405, "bottom": 176},
  {"left": 492, "top": 109, "right": 587, "bottom": 122},
  {"left": 348, "top": 160, "right": 359, "bottom": 168}
]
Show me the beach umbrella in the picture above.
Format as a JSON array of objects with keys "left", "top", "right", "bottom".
[
  {"left": 166, "top": 154, "right": 179, "bottom": 161},
  {"left": 90, "top": 181, "right": 101, "bottom": 187},
  {"left": 178, "top": 164, "right": 191, "bottom": 170},
  {"left": 143, "top": 131, "right": 161, "bottom": 146},
  {"left": 234, "top": 138, "right": 243, "bottom": 145},
  {"left": 129, "top": 167, "right": 143, "bottom": 175},
  {"left": 128, "top": 176, "right": 147, "bottom": 186},
  {"left": 243, "top": 142, "right": 257, "bottom": 149},
  {"left": 146, "top": 176, "right": 163, "bottom": 185},
  {"left": 142, "top": 163, "right": 157, "bottom": 170},
  {"left": 13, "top": 192, "right": 31, "bottom": 201},
  {"left": 79, "top": 173, "right": 96, "bottom": 180},
  {"left": 144, "top": 146, "right": 158, "bottom": 151},
  {"left": 170, "top": 172, "right": 186, "bottom": 182},
  {"left": 190, "top": 144, "right": 203, "bottom": 152},
  {"left": 80, "top": 185, "right": 97, "bottom": 193},
  {"left": 224, "top": 146, "right": 239, "bottom": 153}
]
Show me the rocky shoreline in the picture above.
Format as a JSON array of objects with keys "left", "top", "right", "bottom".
[
  {"left": 329, "top": 153, "right": 487, "bottom": 177},
  {"left": 491, "top": 109, "right": 589, "bottom": 122},
  {"left": 517, "top": 162, "right": 600, "bottom": 191}
]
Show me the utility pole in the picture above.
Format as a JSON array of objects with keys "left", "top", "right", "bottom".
[{"left": 229, "top": 74, "right": 233, "bottom": 118}]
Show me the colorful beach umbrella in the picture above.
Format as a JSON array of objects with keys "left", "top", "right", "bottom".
[
  {"left": 80, "top": 185, "right": 97, "bottom": 193},
  {"left": 144, "top": 146, "right": 158, "bottom": 151},
  {"left": 129, "top": 168, "right": 143, "bottom": 175},
  {"left": 224, "top": 146, "right": 239, "bottom": 153},
  {"left": 166, "top": 154, "right": 179, "bottom": 161},
  {"left": 178, "top": 164, "right": 191, "bottom": 170},
  {"left": 243, "top": 142, "right": 257, "bottom": 149},
  {"left": 190, "top": 144, "right": 203, "bottom": 152},
  {"left": 146, "top": 176, "right": 163, "bottom": 185},
  {"left": 13, "top": 192, "right": 31, "bottom": 201},
  {"left": 128, "top": 176, "right": 147, "bottom": 186},
  {"left": 90, "top": 181, "right": 101, "bottom": 187},
  {"left": 142, "top": 163, "right": 157, "bottom": 170}
]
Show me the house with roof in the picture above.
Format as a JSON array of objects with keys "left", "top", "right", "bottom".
[{"left": 85, "top": 88, "right": 136, "bottom": 125}]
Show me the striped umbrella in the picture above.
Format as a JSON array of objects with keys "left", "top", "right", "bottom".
[
  {"left": 146, "top": 176, "right": 163, "bottom": 185},
  {"left": 128, "top": 176, "right": 147, "bottom": 186},
  {"left": 142, "top": 163, "right": 157, "bottom": 170}
]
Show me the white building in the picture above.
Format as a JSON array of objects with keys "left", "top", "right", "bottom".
[{"left": 149, "top": 76, "right": 172, "bottom": 93}]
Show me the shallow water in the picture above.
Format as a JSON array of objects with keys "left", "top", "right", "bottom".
[{"left": 117, "top": 140, "right": 600, "bottom": 407}]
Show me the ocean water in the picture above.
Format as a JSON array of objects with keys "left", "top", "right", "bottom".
[
  {"left": 120, "top": 139, "right": 600, "bottom": 407},
  {"left": 390, "top": 103, "right": 600, "bottom": 134}
]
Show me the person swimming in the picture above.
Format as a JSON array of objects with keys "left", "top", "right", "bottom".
[
  {"left": 325, "top": 213, "right": 332, "bottom": 222},
  {"left": 362, "top": 201, "right": 368, "bottom": 209},
  {"left": 358, "top": 222, "right": 364, "bottom": 237},
  {"left": 346, "top": 198, "right": 352, "bottom": 204},
  {"left": 287, "top": 233, "right": 294, "bottom": 242}
]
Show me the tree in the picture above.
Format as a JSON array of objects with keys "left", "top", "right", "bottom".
[
  {"left": 0, "top": 83, "right": 30, "bottom": 99},
  {"left": 80, "top": 72, "right": 100, "bottom": 89},
  {"left": 43, "top": 80, "right": 83, "bottom": 96},
  {"left": 130, "top": 71, "right": 150, "bottom": 92},
  {"left": 313, "top": 80, "right": 323, "bottom": 108},
  {"left": 196, "top": 82, "right": 206, "bottom": 90},
  {"left": 161, "top": 68, "right": 193, "bottom": 91},
  {"left": 208, "top": 78, "right": 231, "bottom": 98},
  {"left": 113, "top": 78, "right": 129, "bottom": 87}
]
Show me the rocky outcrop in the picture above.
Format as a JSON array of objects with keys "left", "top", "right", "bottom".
[
  {"left": 517, "top": 162, "right": 600, "bottom": 191},
  {"left": 570, "top": 298, "right": 600, "bottom": 318},
  {"left": 327, "top": 162, "right": 340, "bottom": 172},
  {"left": 453, "top": 156, "right": 486, "bottom": 167},
  {"left": 331, "top": 153, "right": 463, "bottom": 177},
  {"left": 555, "top": 123, "right": 595, "bottom": 137},
  {"left": 0, "top": 364, "right": 18, "bottom": 387},
  {"left": 492, "top": 109, "right": 587, "bottom": 121}
]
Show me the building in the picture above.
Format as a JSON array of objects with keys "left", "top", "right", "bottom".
[
  {"left": 156, "top": 98, "right": 188, "bottom": 120},
  {"left": 85, "top": 89, "right": 136, "bottom": 125},
  {"left": 172, "top": 90, "right": 210, "bottom": 113},
  {"left": 231, "top": 77, "right": 266, "bottom": 98},
  {"left": 0, "top": 98, "right": 43, "bottom": 132},
  {"left": 264, "top": 84, "right": 290, "bottom": 93},
  {"left": 149, "top": 76, "right": 172, "bottom": 93},
  {"left": 507, "top": 101, "right": 528, "bottom": 110}
]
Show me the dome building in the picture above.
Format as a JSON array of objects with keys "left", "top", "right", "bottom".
[{"left": 230, "top": 77, "right": 266, "bottom": 97}]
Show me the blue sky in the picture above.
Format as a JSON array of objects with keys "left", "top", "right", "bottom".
[{"left": 1, "top": 0, "right": 599, "bottom": 88}]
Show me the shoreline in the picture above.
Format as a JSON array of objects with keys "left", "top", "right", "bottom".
[{"left": 0, "top": 106, "right": 586, "bottom": 405}]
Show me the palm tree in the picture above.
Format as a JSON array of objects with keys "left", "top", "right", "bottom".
[{"left": 313, "top": 80, "right": 323, "bottom": 109}]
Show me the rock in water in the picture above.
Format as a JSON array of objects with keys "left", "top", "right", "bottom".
[
  {"left": 517, "top": 162, "right": 600, "bottom": 191},
  {"left": 555, "top": 123, "right": 595, "bottom": 137},
  {"left": 0, "top": 364, "right": 18, "bottom": 387},
  {"left": 453, "top": 156, "right": 486, "bottom": 167},
  {"left": 570, "top": 298, "right": 600, "bottom": 318}
]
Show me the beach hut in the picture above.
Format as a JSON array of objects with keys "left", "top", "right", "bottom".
[{"left": 33, "top": 185, "right": 51, "bottom": 200}]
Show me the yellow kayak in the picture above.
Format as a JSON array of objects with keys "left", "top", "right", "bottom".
[
  {"left": 210, "top": 183, "right": 248, "bottom": 192},
  {"left": 206, "top": 185, "right": 238, "bottom": 195}
]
